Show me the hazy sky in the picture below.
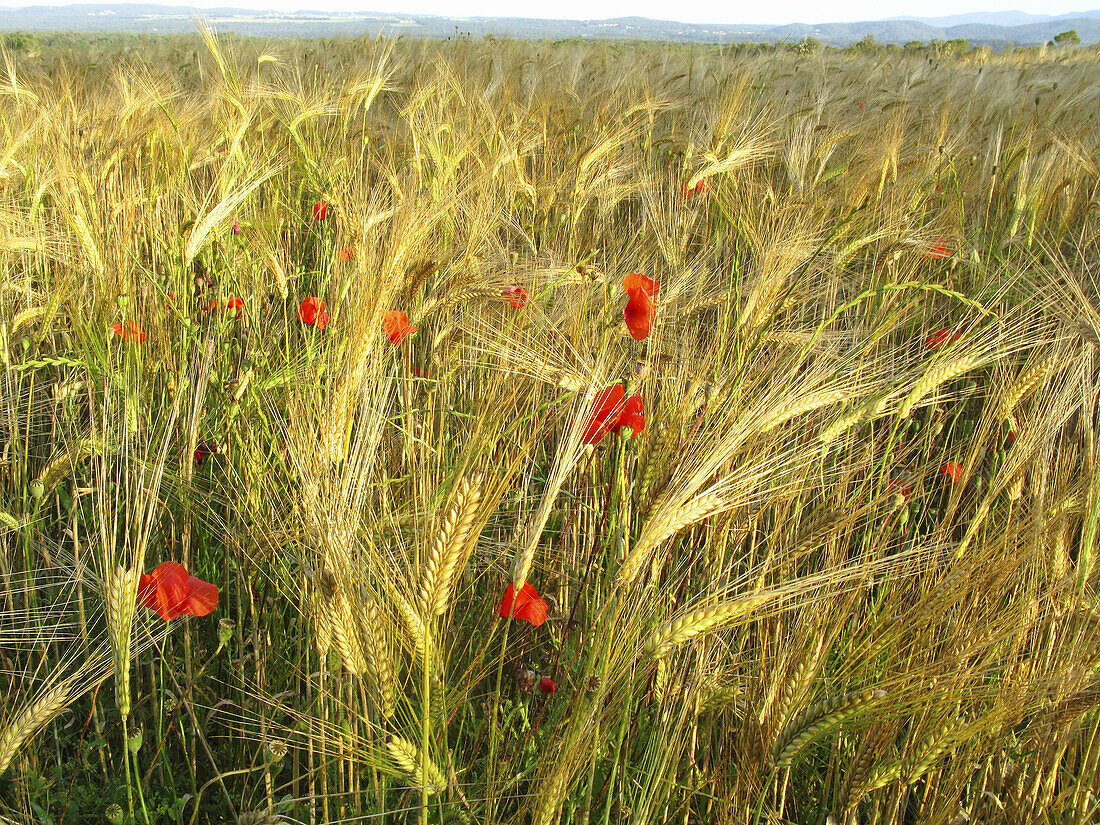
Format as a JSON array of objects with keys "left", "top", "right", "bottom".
[{"left": 1, "top": 0, "right": 1095, "bottom": 25}]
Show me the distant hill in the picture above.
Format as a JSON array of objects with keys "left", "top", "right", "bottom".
[
  {"left": 1, "top": 2, "right": 1098, "bottom": 46},
  {"left": 893, "top": 10, "right": 1100, "bottom": 27}
]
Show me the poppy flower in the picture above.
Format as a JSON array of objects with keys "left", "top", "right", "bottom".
[
  {"left": 312, "top": 202, "right": 329, "bottom": 221},
  {"left": 411, "top": 367, "right": 426, "bottom": 378},
  {"left": 539, "top": 676, "right": 557, "bottom": 693},
  {"left": 383, "top": 310, "right": 418, "bottom": 345},
  {"left": 582, "top": 385, "right": 645, "bottom": 445},
  {"left": 193, "top": 440, "right": 219, "bottom": 465},
  {"left": 231, "top": 219, "right": 241, "bottom": 235},
  {"left": 498, "top": 582, "right": 548, "bottom": 627},
  {"left": 927, "top": 240, "right": 953, "bottom": 259},
  {"left": 138, "top": 561, "right": 219, "bottom": 621},
  {"left": 298, "top": 297, "right": 330, "bottom": 330},
  {"left": 940, "top": 462, "right": 963, "bottom": 484},
  {"left": 925, "top": 329, "right": 963, "bottom": 349},
  {"left": 338, "top": 245, "right": 354, "bottom": 262},
  {"left": 110, "top": 321, "right": 146, "bottom": 343},
  {"left": 678, "top": 180, "right": 708, "bottom": 197},
  {"left": 503, "top": 286, "right": 529, "bottom": 309},
  {"left": 225, "top": 297, "right": 244, "bottom": 319},
  {"left": 622, "top": 273, "right": 660, "bottom": 341}
]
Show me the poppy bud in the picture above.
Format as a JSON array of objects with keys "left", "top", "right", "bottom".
[
  {"left": 126, "top": 725, "right": 143, "bottom": 754},
  {"left": 517, "top": 668, "right": 536, "bottom": 694},
  {"left": 218, "top": 617, "right": 235, "bottom": 647},
  {"left": 265, "top": 739, "right": 288, "bottom": 764}
]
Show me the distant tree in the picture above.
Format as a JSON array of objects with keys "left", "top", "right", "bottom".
[
  {"left": 903, "top": 40, "right": 924, "bottom": 52},
  {"left": 2, "top": 32, "right": 38, "bottom": 52},
  {"left": 1054, "top": 30, "right": 1081, "bottom": 46},
  {"left": 797, "top": 36, "right": 820, "bottom": 55},
  {"left": 844, "top": 34, "right": 878, "bottom": 54},
  {"left": 943, "top": 38, "right": 969, "bottom": 56}
]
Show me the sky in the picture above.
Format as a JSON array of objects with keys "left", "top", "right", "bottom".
[{"left": 0, "top": 0, "right": 1095, "bottom": 25}]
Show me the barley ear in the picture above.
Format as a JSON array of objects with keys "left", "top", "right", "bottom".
[
  {"left": 106, "top": 565, "right": 141, "bottom": 719},
  {"left": 618, "top": 492, "right": 725, "bottom": 588},
  {"left": 773, "top": 689, "right": 886, "bottom": 767},
  {"left": 387, "top": 736, "right": 446, "bottom": 796},
  {"left": 645, "top": 591, "right": 774, "bottom": 659},
  {"left": 417, "top": 474, "right": 482, "bottom": 618},
  {"left": 0, "top": 684, "right": 75, "bottom": 774}
]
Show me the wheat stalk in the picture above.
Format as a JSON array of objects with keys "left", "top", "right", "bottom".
[
  {"left": 183, "top": 167, "right": 279, "bottom": 267},
  {"left": 330, "top": 588, "right": 369, "bottom": 677},
  {"left": 773, "top": 689, "right": 885, "bottom": 767}
]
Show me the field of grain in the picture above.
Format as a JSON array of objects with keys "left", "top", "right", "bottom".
[{"left": 2, "top": 31, "right": 1100, "bottom": 825}]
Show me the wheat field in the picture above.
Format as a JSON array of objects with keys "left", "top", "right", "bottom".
[{"left": 2, "top": 29, "right": 1100, "bottom": 825}]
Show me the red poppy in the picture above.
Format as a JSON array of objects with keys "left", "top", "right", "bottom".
[
  {"left": 338, "top": 245, "right": 354, "bottom": 262},
  {"left": 1007, "top": 430, "right": 1016, "bottom": 444},
  {"left": 383, "top": 310, "right": 418, "bottom": 345},
  {"left": 940, "top": 462, "right": 963, "bottom": 484},
  {"left": 110, "top": 321, "right": 146, "bottom": 343},
  {"left": 312, "top": 202, "right": 329, "bottom": 221},
  {"left": 859, "top": 102, "right": 864, "bottom": 111},
  {"left": 539, "top": 676, "right": 557, "bottom": 693},
  {"left": 927, "top": 240, "right": 953, "bottom": 259},
  {"left": 298, "top": 297, "right": 330, "bottom": 330},
  {"left": 138, "top": 561, "right": 219, "bottom": 621},
  {"left": 411, "top": 367, "right": 426, "bottom": 378},
  {"left": 623, "top": 272, "right": 661, "bottom": 297},
  {"left": 925, "top": 329, "right": 963, "bottom": 349},
  {"left": 622, "top": 273, "right": 660, "bottom": 341},
  {"left": 503, "top": 286, "right": 529, "bottom": 309},
  {"left": 231, "top": 219, "right": 241, "bottom": 235},
  {"left": 498, "top": 582, "right": 548, "bottom": 626},
  {"left": 193, "top": 440, "right": 219, "bottom": 465},
  {"left": 678, "top": 180, "right": 707, "bottom": 197},
  {"left": 225, "top": 297, "right": 244, "bottom": 319},
  {"left": 582, "top": 385, "right": 645, "bottom": 445}
]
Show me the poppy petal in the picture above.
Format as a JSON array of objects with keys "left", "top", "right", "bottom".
[
  {"left": 622, "top": 272, "right": 660, "bottom": 296},
  {"left": 384, "top": 310, "right": 417, "bottom": 345},
  {"left": 614, "top": 394, "right": 645, "bottom": 437},
  {"left": 623, "top": 289, "right": 655, "bottom": 341},
  {"left": 582, "top": 385, "right": 625, "bottom": 445},
  {"left": 183, "top": 576, "right": 219, "bottom": 617}
]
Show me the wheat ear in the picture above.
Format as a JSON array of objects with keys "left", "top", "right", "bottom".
[
  {"left": 0, "top": 684, "right": 75, "bottom": 773},
  {"left": 773, "top": 689, "right": 886, "bottom": 767},
  {"left": 394, "top": 590, "right": 428, "bottom": 658},
  {"left": 899, "top": 717, "right": 967, "bottom": 783},
  {"left": 761, "top": 388, "right": 851, "bottom": 433},
  {"left": 106, "top": 565, "right": 140, "bottom": 719},
  {"left": 618, "top": 492, "right": 726, "bottom": 588},
  {"left": 897, "top": 355, "right": 985, "bottom": 419},
  {"left": 645, "top": 591, "right": 774, "bottom": 659},
  {"left": 330, "top": 588, "right": 369, "bottom": 677},
  {"left": 360, "top": 598, "right": 396, "bottom": 718},
  {"left": 417, "top": 474, "right": 482, "bottom": 617},
  {"left": 387, "top": 736, "right": 446, "bottom": 795}
]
